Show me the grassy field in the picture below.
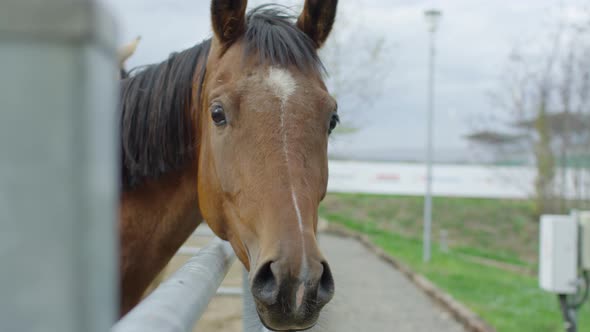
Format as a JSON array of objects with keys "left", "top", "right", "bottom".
[{"left": 319, "top": 193, "right": 590, "bottom": 332}]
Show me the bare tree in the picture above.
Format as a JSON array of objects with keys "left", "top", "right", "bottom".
[
  {"left": 467, "top": 14, "right": 590, "bottom": 215},
  {"left": 319, "top": 7, "right": 395, "bottom": 134}
]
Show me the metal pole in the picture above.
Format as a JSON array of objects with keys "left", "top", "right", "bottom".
[
  {"left": 559, "top": 294, "right": 577, "bottom": 332},
  {"left": 0, "top": 1, "right": 118, "bottom": 331},
  {"left": 243, "top": 268, "right": 271, "bottom": 332},
  {"left": 423, "top": 14, "right": 438, "bottom": 263}
]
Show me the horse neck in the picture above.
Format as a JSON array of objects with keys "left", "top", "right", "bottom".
[{"left": 118, "top": 164, "right": 201, "bottom": 316}]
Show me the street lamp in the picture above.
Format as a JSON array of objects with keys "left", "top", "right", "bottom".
[{"left": 423, "top": 9, "right": 442, "bottom": 263}]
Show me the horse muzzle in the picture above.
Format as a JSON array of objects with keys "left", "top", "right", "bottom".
[{"left": 250, "top": 257, "right": 334, "bottom": 331}]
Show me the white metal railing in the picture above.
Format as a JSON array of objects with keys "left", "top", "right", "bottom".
[
  {"left": 185, "top": 226, "right": 243, "bottom": 297},
  {"left": 113, "top": 223, "right": 269, "bottom": 332},
  {"left": 112, "top": 238, "right": 236, "bottom": 332}
]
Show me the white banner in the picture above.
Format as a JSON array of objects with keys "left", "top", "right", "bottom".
[{"left": 327, "top": 160, "right": 538, "bottom": 199}]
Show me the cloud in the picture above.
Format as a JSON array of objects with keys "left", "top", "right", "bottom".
[{"left": 102, "top": 0, "right": 589, "bottom": 161}]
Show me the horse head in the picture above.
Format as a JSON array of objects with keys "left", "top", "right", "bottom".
[{"left": 198, "top": 1, "right": 339, "bottom": 330}]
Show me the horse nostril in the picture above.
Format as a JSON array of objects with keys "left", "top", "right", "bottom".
[
  {"left": 318, "top": 261, "right": 335, "bottom": 304},
  {"left": 251, "top": 261, "right": 278, "bottom": 305}
]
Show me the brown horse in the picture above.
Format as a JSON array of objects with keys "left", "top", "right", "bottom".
[{"left": 118, "top": 1, "right": 339, "bottom": 330}]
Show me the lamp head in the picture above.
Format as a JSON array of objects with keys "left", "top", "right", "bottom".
[{"left": 424, "top": 9, "right": 442, "bottom": 32}]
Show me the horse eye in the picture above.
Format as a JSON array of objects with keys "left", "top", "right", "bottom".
[
  {"left": 328, "top": 113, "right": 339, "bottom": 134},
  {"left": 211, "top": 105, "right": 227, "bottom": 126}
]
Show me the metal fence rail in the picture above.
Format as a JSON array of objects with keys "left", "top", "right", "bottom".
[
  {"left": 184, "top": 225, "right": 244, "bottom": 297},
  {"left": 112, "top": 238, "right": 236, "bottom": 332},
  {"left": 113, "top": 225, "right": 270, "bottom": 332}
]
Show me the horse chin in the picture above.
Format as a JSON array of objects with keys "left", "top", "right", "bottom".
[{"left": 257, "top": 310, "right": 318, "bottom": 332}]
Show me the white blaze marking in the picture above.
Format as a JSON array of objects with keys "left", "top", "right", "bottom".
[
  {"left": 265, "top": 67, "right": 308, "bottom": 282},
  {"left": 267, "top": 67, "right": 296, "bottom": 104}
]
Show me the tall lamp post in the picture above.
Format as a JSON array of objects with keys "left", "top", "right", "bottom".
[{"left": 423, "top": 9, "right": 442, "bottom": 263}]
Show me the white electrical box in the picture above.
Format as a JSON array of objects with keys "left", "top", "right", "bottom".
[
  {"left": 539, "top": 215, "right": 578, "bottom": 294},
  {"left": 579, "top": 211, "right": 590, "bottom": 270}
]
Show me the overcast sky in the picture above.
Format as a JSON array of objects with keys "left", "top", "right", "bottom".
[{"left": 102, "top": 0, "right": 588, "bottom": 161}]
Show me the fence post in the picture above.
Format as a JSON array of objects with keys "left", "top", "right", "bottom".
[{"left": 0, "top": 1, "right": 118, "bottom": 331}]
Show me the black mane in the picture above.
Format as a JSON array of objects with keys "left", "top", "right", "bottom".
[
  {"left": 119, "top": 5, "right": 323, "bottom": 189},
  {"left": 119, "top": 40, "right": 211, "bottom": 188},
  {"left": 245, "top": 5, "right": 324, "bottom": 74}
]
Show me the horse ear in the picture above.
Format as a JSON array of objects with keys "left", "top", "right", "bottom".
[
  {"left": 211, "top": 0, "right": 248, "bottom": 46},
  {"left": 296, "top": 0, "right": 338, "bottom": 48},
  {"left": 117, "top": 36, "right": 141, "bottom": 68}
]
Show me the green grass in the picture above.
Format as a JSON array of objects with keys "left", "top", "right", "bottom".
[
  {"left": 320, "top": 194, "right": 538, "bottom": 265},
  {"left": 320, "top": 193, "right": 590, "bottom": 332}
]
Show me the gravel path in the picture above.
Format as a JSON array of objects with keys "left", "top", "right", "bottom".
[{"left": 318, "top": 234, "right": 466, "bottom": 332}]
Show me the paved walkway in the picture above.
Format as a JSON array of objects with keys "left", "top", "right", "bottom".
[
  {"left": 174, "top": 231, "right": 467, "bottom": 332},
  {"left": 317, "top": 234, "right": 466, "bottom": 332}
]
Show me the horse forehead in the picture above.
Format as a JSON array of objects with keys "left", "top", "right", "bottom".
[
  {"left": 240, "top": 67, "right": 301, "bottom": 103},
  {"left": 266, "top": 67, "right": 297, "bottom": 104}
]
